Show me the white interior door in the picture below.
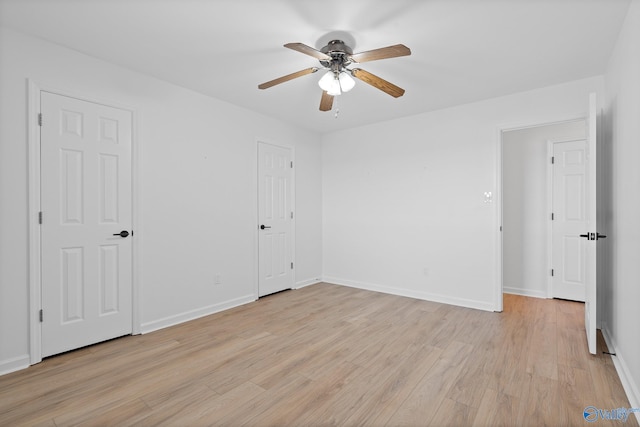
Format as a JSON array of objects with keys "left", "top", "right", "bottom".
[
  {"left": 40, "top": 91, "right": 133, "bottom": 357},
  {"left": 257, "top": 142, "right": 293, "bottom": 297},
  {"left": 551, "top": 139, "right": 588, "bottom": 302},
  {"left": 584, "top": 92, "right": 598, "bottom": 355}
]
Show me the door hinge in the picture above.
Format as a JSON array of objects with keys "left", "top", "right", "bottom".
[
  {"left": 291, "top": 262, "right": 294, "bottom": 269},
  {"left": 551, "top": 213, "right": 554, "bottom": 220},
  {"left": 38, "top": 113, "right": 43, "bottom": 127},
  {"left": 290, "top": 212, "right": 294, "bottom": 219},
  {"left": 551, "top": 156, "right": 555, "bottom": 164},
  {"left": 39, "top": 309, "right": 43, "bottom": 322},
  {"left": 38, "top": 211, "right": 43, "bottom": 224},
  {"left": 290, "top": 161, "right": 293, "bottom": 168},
  {"left": 551, "top": 269, "right": 554, "bottom": 277}
]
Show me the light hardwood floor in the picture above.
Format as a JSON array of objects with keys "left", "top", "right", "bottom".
[{"left": 0, "top": 283, "right": 636, "bottom": 426}]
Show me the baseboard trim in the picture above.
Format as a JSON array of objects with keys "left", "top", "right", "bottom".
[
  {"left": 140, "top": 294, "right": 256, "bottom": 334},
  {"left": 0, "top": 354, "right": 30, "bottom": 376},
  {"left": 503, "top": 287, "right": 547, "bottom": 299},
  {"left": 294, "top": 278, "right": 322, "bottom": 289},
  {"left": 601, "top": 324, "right": 640, "bottom": 422},
  {"left": 323, "top": 276, "right": 494, "bottom": 312}
]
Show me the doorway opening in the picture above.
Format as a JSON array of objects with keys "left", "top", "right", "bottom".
[
  {"left": 500, "top": 120, "right": 586, "bottom": 302},
  {"left": 497, "top": 93, "right": 600, "bottom": 355}
]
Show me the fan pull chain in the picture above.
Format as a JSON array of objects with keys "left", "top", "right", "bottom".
[{"left": 334, "top": 96, "right": 340, "bottom": 119}]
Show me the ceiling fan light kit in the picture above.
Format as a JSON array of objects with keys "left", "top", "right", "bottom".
[
  {"left": 318, "top": 70, "right": 355, "bottom": 96},
  {"left": 259, "top": 39, "right": 411, "bottom": 113}
]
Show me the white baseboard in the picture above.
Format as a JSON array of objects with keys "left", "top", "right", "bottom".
[
  {"left": 140, "top": 294, "right": 256, "bottom": 334},
  {"left": 503, "top": 287, "right": 547, "bottom": 299},
  {"left": 601, "top": 324, "right": 640, "bottom": 422},
  {"left": 294, "top": 278, "right": 322, "bottom": 289},
  {"left": 0, "top": 354, "right": 30, "bottom": 376},
  {"left": 323, "top": 276, "right": 495, "bottom": 312}
]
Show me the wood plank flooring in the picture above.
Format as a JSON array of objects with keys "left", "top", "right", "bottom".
[{"left": 0, "top": 283, "right": 636, "bottom": 426}]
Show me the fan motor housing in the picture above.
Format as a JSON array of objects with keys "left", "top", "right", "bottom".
[{"left": 319, "top": 40, "right": 353, "bottom": 68}]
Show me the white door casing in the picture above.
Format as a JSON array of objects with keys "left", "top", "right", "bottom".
[
  {"left": 40, "top": 91, "right": 133, "bottom": 357},
  {"left": 257, "top": 142, "right": 293, "bottom": 297},
  {"left": 551, "top": 139, "right": 588, "bottom": 302}
]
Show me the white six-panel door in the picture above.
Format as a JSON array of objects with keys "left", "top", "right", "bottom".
[
  {"left": 40, "top": 91, "right": 133, "bottom": 357},
  {"left": 258, "top": 142, "right": 293, "bottom": 297},
  {"left": 552, "top": 139, "right": 588, "bottom": 302},
  {"left": 584, "top": 92, "right": 598, "bottom": 355}
]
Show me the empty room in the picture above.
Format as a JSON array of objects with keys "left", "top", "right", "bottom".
[{"left": 1, "top": 0, "right": 639, "bottom": 425}]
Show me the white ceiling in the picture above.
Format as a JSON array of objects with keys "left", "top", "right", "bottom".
[{"left": 0, "top": 0, "right": 631, "bottom": 133}]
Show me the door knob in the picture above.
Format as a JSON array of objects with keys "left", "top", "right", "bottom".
[
  {"left": 260, "top": 225, "right": 271, "bottom": 230},
  {"left": 113, "top": 230, "right": 130, "bottom": 238},
  {"left": 579, "top": 233, "right": 599, "bottom": 241}
]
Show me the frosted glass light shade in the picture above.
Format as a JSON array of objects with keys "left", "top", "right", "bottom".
[
  {"left": 318, "top": 71, "right": 340, "bottom": 95},
  {"left": 338, "top": 72, "right": 355, "bottom": 92},
  {"left": 318, "top": 70, "right": 356, "bottom": 96}
]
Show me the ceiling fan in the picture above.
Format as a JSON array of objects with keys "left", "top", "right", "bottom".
[{"left": 258, "top": 39, "right": 411, "bottom": 112}]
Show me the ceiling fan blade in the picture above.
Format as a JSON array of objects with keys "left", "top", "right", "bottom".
[
  {"left": 350, "top": 44, "right": 411, "bottom": 63},
  {"left": 351, "top": 68, "right": 405, "bottom": 98},
  {"left": 258, "top": 67, "right": 319, "bottom": 89},
  {"left": 284, "top": 43, "right": 331, "bottom": 61},
  {"left": 319, "top": 91, "right": 334, "bottom": 111}
]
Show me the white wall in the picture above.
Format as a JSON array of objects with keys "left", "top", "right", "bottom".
[
  {"left": 603, "top": 0, "right": 640, "bottom": 408},
  {"left": 0, "top": 27, "right": 322, "bottom": 373},
  {"left": 502, "top": 121, "right": 586, "bottom": 298},
  {"left": 322, "top": 77, "right": 603, "bottom": 311}
]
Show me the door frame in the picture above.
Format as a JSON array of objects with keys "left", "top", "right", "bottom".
[
  {"left": 253, "top": 139, "right": 296, "bottom": 298},
  {"left": 495, "top": 115, "right": 585, "bottom": 312},
  {"left": 27, "top": 80, "right": 141, "bottom": 364}
]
